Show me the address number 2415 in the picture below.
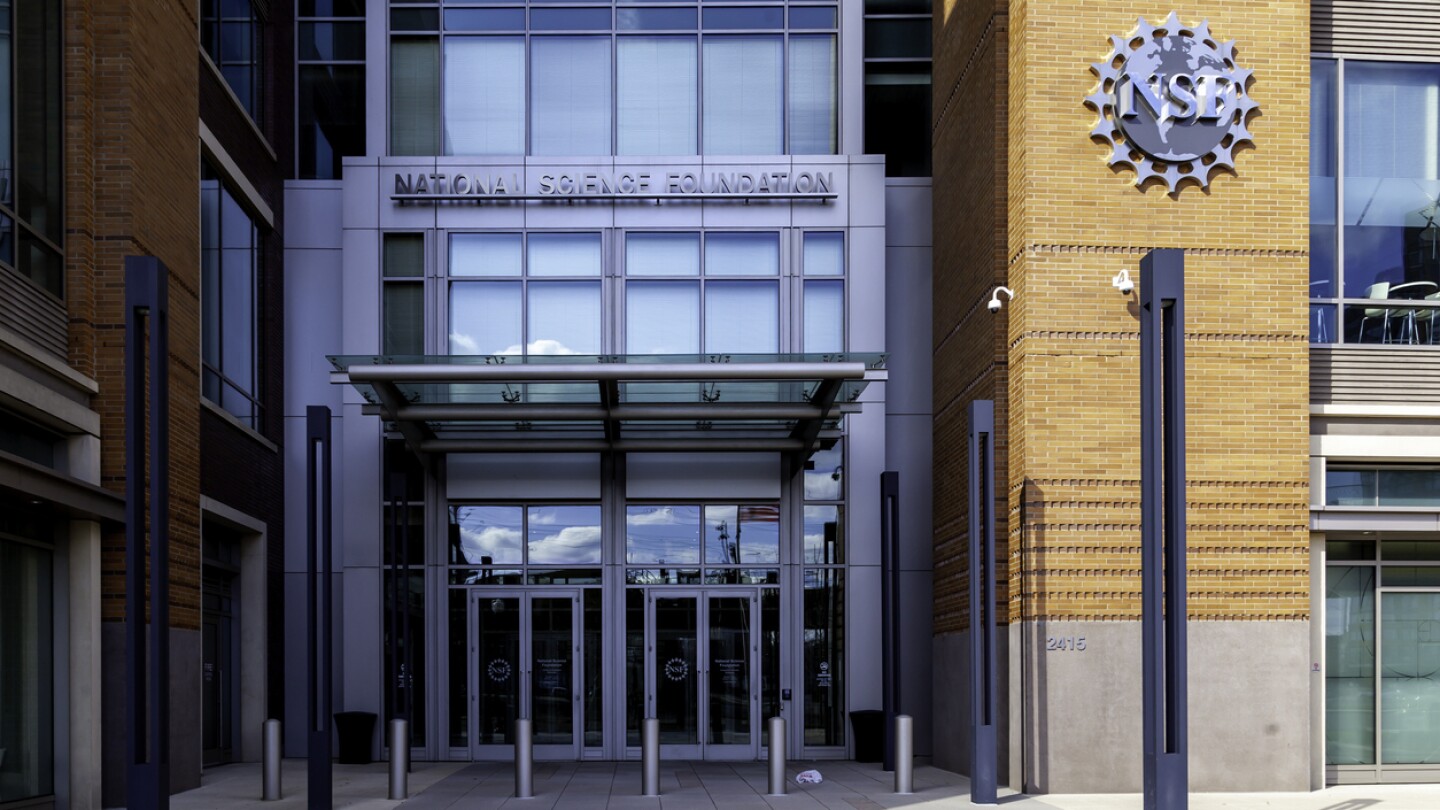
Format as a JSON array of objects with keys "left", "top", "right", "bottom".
[{"left": 1046, "top": 636, "right": 1086, "bottom": 652}]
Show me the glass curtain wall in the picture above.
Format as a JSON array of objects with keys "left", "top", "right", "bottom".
[
  {"left": 200, "top": 160, "right": 263, "bottom": 428},
  {"left": 298, "top": 0, "right": 366, "bottom": 178},
  {"left": 1310, "top": 59, "right": 1440, "bottom": 345},
  {"left": 1326, "top": 539, "right": 1440, "bottom": 775},
  {"left": 0, "top": 535, "right": 54, "bottom": 804},
  {"left": 389, "top": 0, "right": 838, "bottom": 156}
]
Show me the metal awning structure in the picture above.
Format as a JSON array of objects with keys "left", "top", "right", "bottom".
[{"left": 330, "top": 353, "right": 886, "bottom": 465}]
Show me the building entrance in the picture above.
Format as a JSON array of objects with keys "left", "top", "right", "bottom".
[
  {"left": 628, "top": 588, "right": 774, "bottom": 761},
  {"left": 469, "top": 590, "right": 583, "bottom": 761}
]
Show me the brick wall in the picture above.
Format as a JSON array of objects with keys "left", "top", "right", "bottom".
[
  {"left": 934, "top": 1, "right": 1312, "bottom": 630},
  {"left": 68, "top": 0, "right": 204, "bottom": 631}
]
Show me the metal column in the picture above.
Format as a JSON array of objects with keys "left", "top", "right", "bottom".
[
  {"left": 125, "top": 256, "right": 170, "bottom": 810},
  {"left": 968, "top": 400, "right": 997, "bottom": 805},
  {"left": 880, "top": 471, "right": 901, "bottom": 771},
  {"left": 1139, "top": 249, "right": 1188, "bottom": 810},
  {"left": 307, "top": 406, "right": 335, "bottom": 810}
]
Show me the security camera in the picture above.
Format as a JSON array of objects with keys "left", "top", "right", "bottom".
[
  {"left": 988, "top": 286, "right": 1014, "bottom": 313},
  {"left": 1112, "top": 269, "right": 1134, "bottom": 295},
  {"left": 987, "top": 297, "right": 1002, "bottom": 313}
]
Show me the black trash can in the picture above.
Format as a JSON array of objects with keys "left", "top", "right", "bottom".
[
  {"left": 334, "top": 711, "right": 377, "bottom": 764},
  {"left": 849, "top": 710, "right": 884, "bottom": 763}
]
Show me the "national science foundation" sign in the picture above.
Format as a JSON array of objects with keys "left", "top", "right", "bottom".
[{"left": 391, "top": 168, "right": 837, "bottom": 204}]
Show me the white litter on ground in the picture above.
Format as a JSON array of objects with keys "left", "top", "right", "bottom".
[{"left": 795, "top": 769, "right": 823, "bottom": 785}]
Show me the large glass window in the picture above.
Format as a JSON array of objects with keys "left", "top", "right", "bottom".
[
  {"left": 298, "top": 1, "right": 366, "bottom": 178},
  {"left": 0, "top": 535, "right": 54, "bottom": 804},
  {"left": 384, "top": 233, "right": 425, "bottom": 355},
  {"left": 1327, "top": 466, "right": 1440, "bottom": 507},
  {"left": 0, "top": 0, "right": 64, "bottom": 300},
  {"left": 1326, "top": 540, "right": 1440, "bottom": 769},
  {"left": 448, "top": 232, "right": 602, "bottom": 356},
  {"left": 201, "top": 0, "right": 265, "bottom": 125},
  {"left": 1311, "top": 59, "right": 1440, "bottom": 344},
  {"left": 201, "top": 160, "right": 263, "bottom": 428},
  {"left": 863, "top": 0, "right": 930, "bottom": 176},
  {"left": 389, "top": 2, "right": 838, "bottom": 157},
  {"left": 625, "top": 504, "right": 781, "bottom": 585},
  {"left": 449, "top": 504, "right": 603, "bottom": 584}
]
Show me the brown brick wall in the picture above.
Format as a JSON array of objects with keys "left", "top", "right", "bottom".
[
  {"left": 935, "top": 2, "right": 1312, "bottom": 630},
  {"left": 932, "top": 0, "right": 1011, "bottom": 635},
  {"left": 68, "top": 0, "right": 204, "bottom": 631}
]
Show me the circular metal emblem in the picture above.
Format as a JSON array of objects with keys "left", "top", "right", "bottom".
[
  {"left": 487, "top": 658, "right": 513, "bottom": 682},
  {"left": 664, "top": 657, "right": 689, "bottom": 682},
  {"left": 1084, "top": 12, "right": 1258, "bottom": 192}
]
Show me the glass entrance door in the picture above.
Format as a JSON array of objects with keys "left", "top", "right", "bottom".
[
  {"left": 470, "top": 591, "right": 581, "bottom": 760},
  {"left": 638, "top": 589, "right": 760, "bottom": 760}
]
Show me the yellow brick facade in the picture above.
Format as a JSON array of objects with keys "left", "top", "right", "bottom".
[{"left": 936, "top": 2, "right": 1312, "bottom": 627}]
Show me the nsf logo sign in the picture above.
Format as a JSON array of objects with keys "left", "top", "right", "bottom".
[{"left": 1084, "top": 12, "right": 1258, "bottom": 193}]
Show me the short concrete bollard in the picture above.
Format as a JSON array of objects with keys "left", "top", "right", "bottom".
[
  {"left": 767, "top": 717, "right": 787, "bottom": 796},
  {"left": 262, "top": 718, "right": 282, "bottom": 801},
  {"left": 894, "top": 714, "right": 914, "bottom": 795},
  {"left": 641, "top": 717, "right": 660, "bottom": 796},
  {"left": 389, "top": 719, "right": 409, "bottom": 800},
  {"left": 515, "top": 718, "right": 534, "bottom": 799}
]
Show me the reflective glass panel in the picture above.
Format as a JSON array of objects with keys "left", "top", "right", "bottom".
[
  {"left": 1383, "top": 539, "right": 1440, "bottom": 562},
  {"left": 527, "top": 505, "right": 603, "bottom": 564},
  {"left": 383, "top": 569, "right": 426, "bottom": 745},
  {"left": 445, "top": 37, "right": 525, "bottom": 154},
  {"left": 531, "top": 37, "right": 612, "bottom": 154},
  {"left": 618, "top": 36, "right": 698, "bottom": 155},
  {"left": 531, "top": 597, "right": 575, "bottom": 744},
  {"left": 655, "top": 596, "right": 700, "bottom": 743},
  {"left": 705, "top": 505, "right": 780, "bottom": 564},
  {"left": 529, "top": 281, "right": 601, "bottom": 355},
  {"left": 626, "top": 505, "right": 701, "bottom": 564},
  {"left": 618, "top": 8, "right": 697, "bottom": 29},
  {"left": 1327, "top": 469, "right": 1376, "bottom": 506},
  {"left": 761, "top": 589, "right": 781, "bottom": 732},
  {"left": 789, "top": 35, "right": 837, "bottom": 154},
  {"left": 864, "top": 18, "right": 930, "bottom": 58},
  {"left": 1311, "top": 59, "right": 1338, "bottom": 300},
  {"left": 449, "top": 589, "right": 468, "bottom": 747},
  {"left": 476, "top": 596, "right": 521, "bottom": 744},
  {"left": 789, "top": 7, "right": 836, "bottom": 28},
  {"left": 584, "top": 590, "right": 603, "bottom": 746},
  {"left": 1377, "top": 469, "right": 1440, "bottom": 506},
  {"left": 804, "top": 442, "right": 843, "bottom": 500},
  {"left": 627, "top": 232, "right": 701, "bottom": 276},
  {"left": 1380, "top": 592, "right": 1440, "bottom": 764},
  {"left": 391, "top": 38, "right": 440, "bottom": 155},
  {"left": 300, "top": 21, "right": 365, "bottom": 60},
  {"left": 708, "top": 596, "right": 752, "bottom": 744},
  {"left": 627, "top": 281, "right": 700, "bottom": 353},
  {"left": 1381, "top": 566, "right": 1440, "bottom": 587},
  {"left": 803, "top": 232, "right": 844, "bottom": 276},
  {"left": 705, "top": 232, "right": 779, "bottom": 275},
  {"left": 450, "top": 281, "right": 522, "bottom": 355},
  {"left": 0, "top": 540, "right": 54, "bottom": 802},
  {"left": 804, "top": 280, "right": 844, "bottom": 353},
  {"left": 444, "top": 8, "right": 526, "bottom": 30},
  {"left": 384, "top": 283, "right": 423, "bottom": 355},
  {"left": 705, "top": 281, "right": 779, "bottom": 353},
  {"left": 531, "top": 7, "right": 612, "bottom": 29},
  {"left": 703, "top": 36, "right": 782, "bottom": 154},
  {"left": 803, "top": 505, "right": 842, "bottom": 564},
  {"left": 451, "top": 233, "right": 523, "bottom": 277},
  {"left": 384, "top": 232, "right": 424, "bottom": 277},
  {"left": 528, "top": 232, "right": 602, "bottom": 277},
  {"left": 451, "top": 505, "right": 525, "bottom": 564},
  {"left": 1342, "top": 62, "right": 1440, "bottom": 299},
  {"left": 803, "top": 569, "right": 844, "bottom": 746},
  {"left": 626, "top": 589, "right": 645, "bottom": 746},
  {"left": 1326, "top": 565, "right": 1375, "bottom": 764},
  {"left": 702, "top": 7, "right": 784, "bottom": 28}
]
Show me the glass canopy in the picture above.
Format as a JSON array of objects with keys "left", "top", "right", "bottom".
[{"left": 330, "top": 353, "right": 886, "bottom": 458}]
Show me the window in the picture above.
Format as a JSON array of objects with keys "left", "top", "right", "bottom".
[
  {"left": 624, "top": 504, "right": 780, "bottom": 584},
  {"left": 389, "top": 1, "right": 838, "bottom": 157},
  {"left": 623, "top": 232, "right": 782, "bottom": 355},
  {"left": 863, "top": 0, "right": 931, "bottom": 176},
  {"left": 1326, "top": 465, "right": 1440, "bottom": 507},
  {"left": 201, "top": 160, "right": 263, "bottom": 428},
  {"left": 1310, "top": 59, "right": 1440, "bottom": 345},
  {"left": 384, "top": 233, "right": 424, "bottom": 355},
  {"left": 0, "top": 533, "right": 54, "bottom": 804},
  {"left": 298, "top": 0, "right": 366, "bottom": 178},
  {"left": 449, "top": 504, "right": 604, "bottom": 581},
  {"left": 201, "top": 0, "right": 265, "bottom": 125},
  {"left": 0, "top": 0, "right": 64, "bottom": 299},
  {"left": 448, "top": 232, "right": 602, "bottom": 356}
]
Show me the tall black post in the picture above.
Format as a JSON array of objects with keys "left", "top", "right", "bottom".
[
  {"left": 968, "top": 400, "right": 997, "bottom": 804},
  {"left": 388, "top": 471, "right": 413, "bottom": 745},
  {"left": 880, "top": 471, "right": 900, "bottom": 771},
  {"left": 1140, "top": 249, "right": 1188, "bottom": 810},
  {"left": 307, "top": 406, "right": 334, "bottom": 810},
  {"left": 125, "top": 256, "right": 170, "bottom": 810}
]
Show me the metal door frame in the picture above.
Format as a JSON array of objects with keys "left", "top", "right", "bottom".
[
  {"left": 641, "top": 587, "right": 761, "bottom": 761},
  {"left": 468, "top": 589, "right": 583, "bottom": 761}
]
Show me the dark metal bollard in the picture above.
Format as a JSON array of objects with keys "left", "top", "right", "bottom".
[
  {"left": 641, "top": 718, "right": 660, "bottom": 796},
  {"left": 894, "top": 715, "right": 913, "bottom": 794},
  {"left": 767, "top": 717, "right": 787, "bottom": 796},
  {"left": 262, "top": 719, "right": 282, "bottom": 801},
  {"left": 389, "top": 719, "right": 409, "bottom": 800},
  {"left": 515, "top": 718, "right": 534, "bottom": 798}
]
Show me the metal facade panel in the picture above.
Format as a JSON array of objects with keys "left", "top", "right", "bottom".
[
  {"left": 1311, "top": 346, "right": 1440, "bottom": 402},
  {"left": 0, "top": 266, "right": 66, "bottom": 356},
  {"left": 1313, "top": 1, "right": 1440, "bottom": 58}
]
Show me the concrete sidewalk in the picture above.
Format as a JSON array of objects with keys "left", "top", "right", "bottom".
[{"left": 171, "top": 760, "right": 1440, "bottom": 810}]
